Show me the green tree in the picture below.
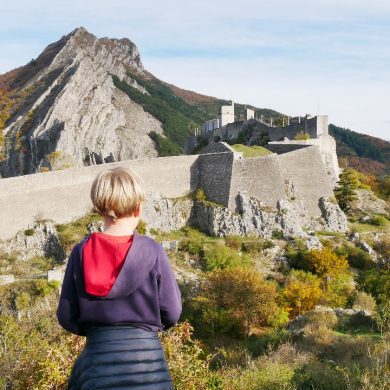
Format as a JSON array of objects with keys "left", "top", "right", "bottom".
[{"left": 334, "top": 168, "right": 359, "bottom": 213}]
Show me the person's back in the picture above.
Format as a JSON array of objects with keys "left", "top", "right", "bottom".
[{"left": 56, "top": 167, "right": 181, "bottom": 389}]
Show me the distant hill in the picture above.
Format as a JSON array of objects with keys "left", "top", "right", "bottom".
[{"left": 329, "top": 124, "right": 390, "bottom": 177}]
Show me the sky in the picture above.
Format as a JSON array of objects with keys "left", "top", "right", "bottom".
[{"left": 0, "top": 0, "right": 389, "bottom": 140}]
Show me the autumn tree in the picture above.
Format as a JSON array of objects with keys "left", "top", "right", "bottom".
[
  {"left": 334, "top": 167, "right": 359, "bottom": 213},
  {"left": 321, "top": 272, "right": 355, "bottom": 308},
  {"left": 283, "top": 270, "right": 322, "bottom": 317},
  {"left": 194, "top": 267, "right": 285, "bottom": 338},
  {"left": 305, "top": 247, "right": 349, "bottom": 277}
]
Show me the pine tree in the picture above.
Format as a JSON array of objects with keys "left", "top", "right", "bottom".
[{"left": 334, "top": 168, "right": 359, "bottom": 213}]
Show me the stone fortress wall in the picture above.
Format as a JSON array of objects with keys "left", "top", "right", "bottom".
[
  {"left": 0, "top": 155, "right": 198, "bottom": 240},
  {"left": 211, "top": 115, "right": 329, "bottom": 143},
  {"left": 198, "top": 143, "right": 334, "bottom": 218},
  {"left": 0, "top": 142, "right": 335, "bottom": 241}
]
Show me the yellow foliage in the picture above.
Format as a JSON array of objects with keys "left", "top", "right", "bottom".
[
  {"left": 283, "top": 270, "right": 322, "bottom": 317},
  {"left": 306, "top": 247, "right": 349, "bottom": 277}
]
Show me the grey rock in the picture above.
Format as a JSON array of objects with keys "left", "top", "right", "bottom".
[
  {"left": 0, "top": 274, "right": 15, "bottom": 286},
  {"left": 161, "top": 240, "right": 180, "bottom": 251},
  {"left": 319, "top": 197, "right": 348, "bottom": 232},
  {"left": 357, "top": 241, "right": 378, "bottom": 262},
  {"left": 191, "top": 195, "right": 323, "bottom": 249},
  {"left": 47, "top": 268, "right": 65, "bottom": 283},
  {"left": 354, "top": 189, "right": 390, "bottom": 216},
  {"left": 87, "top": 221, "right": 105, "bottom": 233},
  {"left": 305, "top": 236, "right": 323, "bottom": 250},
  {"left": 348, "top": 231, "right": 360, "bottom": 243},
  {"left": 1, "top": 221, "right": 65, "bottom": 262},
  {"left": 142, "top": 192, "right": 193, "bottom": 233}
]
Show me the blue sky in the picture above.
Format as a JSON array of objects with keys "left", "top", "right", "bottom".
[{"left": 0, "top": 0, "right": 389, "bottom": 140}]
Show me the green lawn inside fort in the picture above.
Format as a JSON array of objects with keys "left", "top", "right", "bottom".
[{"left": 231, "top": 144, "right": 273, "bottom": 158}]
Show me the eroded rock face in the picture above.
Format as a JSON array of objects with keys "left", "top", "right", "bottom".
[
  {"left": 353, "top": 189, "right": 390, "bottom": 216},
  {"left": 1, "top": 221, "right": 65, "bottom": 261},
  {"left": 190, "top": 193, "right": 324, "bottom": 248},
  {"left": 1, "top": 27, "right": 163, "bottom": 177},
  {"left": 319, "top": 197, "right": 348, "bottom": 232},
  {"left": 142, "top": 193, "right": 193, "bottom": 233}
]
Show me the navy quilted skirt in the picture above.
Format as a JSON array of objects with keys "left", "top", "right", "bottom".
[{"left": 68, "top": 326, "right": 173, "bottom": 390}]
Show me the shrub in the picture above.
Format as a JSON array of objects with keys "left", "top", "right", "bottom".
[
  {"left": 302, "top": 309, "right": 338, "bottom": 332},
  {"left": 374, "top": 302, "right": 390, "bottom": 335},
  {"left": 337, "top": 244, "right": 374, "bottom": 270},
  {"left": 305, "top": 247, "right": 349, "bottom": 277},
  {"left": 348, "top": 312, "right": 373, "bottom": 328},
  {"left": 294, "top": 131, "right": 310, "bottom": 140},
  {"left": 194, "top": 188, "right": 207, "bottom": 202},
  {"left": 283, "top": 270, "right": 322, "bottom": 316},
  {"left": 321, "top": 272, "right": 355, "bottom": 308},
  {"left": 373, "top": 235, "right": 390, "bottom": 265},
  {"left": 353, "top": 292, "right": 377, "bottom": 314},
  {"left": 160, "top": 322, "right": 223, "bottom": 389},
  {"left": 271, "top": 230, "right": 284, "bottom": 239},
  {"left": 294, "top": 361, "right": 348, "bottom": 390},
  {"left": 136, "top": 219, "right": 147, "bottom": 235},
  {"left": 284, "top": 240, "right": 308, "bottom": 270},
  {"left": 357, "top": 269, "right": 390, "bottom": 304},
  {"left": 203, "top": 243, "right": 251, "bottom": 271},
  {"left": 193, "top": 267, "right": 284, "bottom": 338},
  {"left": 24, "top": 228, "right": 35, "bottom": 236},
  {"left": 179, "top": 228, "right": 208, "bottom": 258},
  {"left": 370, "top": 215, "right": 388, "bottom": 227},
  {"left": 224, "top": 342, "right": 312, "bottom": 390},
  {"left": 242, "top": 238, "right": 274, "bottom": 254},
  {"left": 224, "top": 235, "right": 243, "bottom": 250}
]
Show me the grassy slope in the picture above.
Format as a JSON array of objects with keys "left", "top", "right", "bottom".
[{"left": 231, "top": 144, "right": 273, "bottom": 158}]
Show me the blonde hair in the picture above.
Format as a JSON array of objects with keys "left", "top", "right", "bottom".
[{"left": 90, "top": 167, "right": 145, "bottom": 219}]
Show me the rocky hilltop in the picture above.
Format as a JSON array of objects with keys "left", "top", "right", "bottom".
[{"left": 0, "top": 27, "right": 164, "bottom": 177}]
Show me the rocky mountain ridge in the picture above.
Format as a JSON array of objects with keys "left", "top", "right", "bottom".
[{"left": 0, "top": 27, "right": 164, "bottom": 177}]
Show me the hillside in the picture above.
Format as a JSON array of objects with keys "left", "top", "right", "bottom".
[{"left": 329, "top": 124, "right": 390, "bottom": 177}]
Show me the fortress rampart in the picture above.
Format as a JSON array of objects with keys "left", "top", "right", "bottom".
[
  {"left": 0, "top": 155, "right": 198, "bottom": 240},
  {"left": 0, "top": 143, "right": 334, "bottom": 240}
]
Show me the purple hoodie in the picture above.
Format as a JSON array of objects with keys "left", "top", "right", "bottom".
[{"left": 56, "top": 233, "right": 182, "bottom": 335}]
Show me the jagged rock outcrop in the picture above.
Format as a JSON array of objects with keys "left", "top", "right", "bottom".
[
  {"left": 319, "top": 196, "right": 348, "bottom": 232},
  {"left": 353, "top": 189, "right": 390, "bottom": 216},
  {"left": 1, "top": 27, "right": 163, "bottom": 177},
  {"left": 191, "top": 193, "right": 323, "bottom": 249},
  {"left": 1, "top": 221, "right": 65, "bottom": 261},
  {"left": 142, "top": 193, "right": 193, "bottom": 232}
]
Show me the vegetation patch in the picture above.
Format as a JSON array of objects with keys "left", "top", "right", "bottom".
[{"left": 231, "top": 143, "right": 272, "bottom": 158}]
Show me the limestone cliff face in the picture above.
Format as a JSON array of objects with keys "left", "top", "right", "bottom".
[{"left": 0, "top": 27, "right": 163, "bottom": 177}]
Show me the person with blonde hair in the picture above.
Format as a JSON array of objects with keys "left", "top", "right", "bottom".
[{"left": 57, "top": 166, "right": 181, "bottom": 389}]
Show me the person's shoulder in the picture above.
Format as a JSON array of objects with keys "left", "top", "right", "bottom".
[
  {"left": 135, "top": 233, "right": 162, "bottom": 248},
  {"left": 69, "top": 235, "right": 90, "bottom": 257},
  {"left": 135, "top": 233, "right": 165, "bottom": 260}
]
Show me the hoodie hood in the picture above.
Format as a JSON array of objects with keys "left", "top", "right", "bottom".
[{"left": 82, "top": 232, "right": 157, "bottom": 299}]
